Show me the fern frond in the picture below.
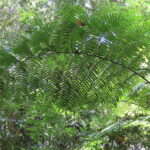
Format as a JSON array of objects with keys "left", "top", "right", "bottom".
[{"left": 1, "top": 4, "right": 150, "bottom": 110}]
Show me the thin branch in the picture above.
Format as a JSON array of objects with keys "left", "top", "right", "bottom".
[
  {"left": 39, "top": 51, "right": 150, "bottom": 84},
  {"left": 120, "top": 100, "right": 150, "bottom": 111}
]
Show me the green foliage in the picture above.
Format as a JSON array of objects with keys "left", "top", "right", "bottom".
[
  {"left": 6, "top": 3, "right": 149, "bottom": 110},
  {"left": 0, "top": 0, "right": 150, "bottom": 149},
  {"left": 0, "top": 51, "right": 17, "bottom": 68}
]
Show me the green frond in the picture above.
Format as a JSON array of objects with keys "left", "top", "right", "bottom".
[{"left": 1, "top": 4, "right": 150, "bottom": 110}]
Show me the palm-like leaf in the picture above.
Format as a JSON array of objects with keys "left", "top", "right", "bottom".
[{"left": 0, "top": 4, "right": 150, "bottom": 110}]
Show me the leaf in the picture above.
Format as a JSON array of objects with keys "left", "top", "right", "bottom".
[{"left": 0, "top": 50, "right": 17, "bottom": 68}]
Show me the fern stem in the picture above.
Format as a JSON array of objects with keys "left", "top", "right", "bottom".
[{"left": 40, "top": 51, "right": 150, "bottom": 84}]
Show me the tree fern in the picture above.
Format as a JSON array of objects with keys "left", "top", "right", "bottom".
[{"left": 0, "top": 3, "right": 149, "bottom": 110}]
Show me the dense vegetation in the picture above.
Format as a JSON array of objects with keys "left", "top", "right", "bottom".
[{"left": 0, "top": 0, "right": 150, "bottom": 149}]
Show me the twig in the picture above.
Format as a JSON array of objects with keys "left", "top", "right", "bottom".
[{"left": 120, "top": 100, "right": 150, "bottom": 111}]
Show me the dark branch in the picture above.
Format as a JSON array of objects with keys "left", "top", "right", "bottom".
[{"left": 39, "top": 51, "right": 150, "bottom": 84}]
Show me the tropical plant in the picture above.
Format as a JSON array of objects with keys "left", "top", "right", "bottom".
[{"left": 0, "top": 0, "right": 150, "bottom": 149}]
